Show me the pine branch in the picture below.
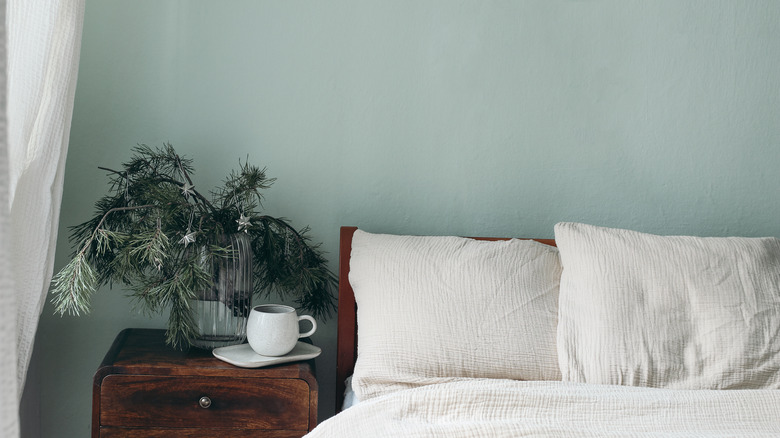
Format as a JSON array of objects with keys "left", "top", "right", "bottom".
[
  {"left": 252, "top": 216, "right": 337, "bottom": 319},
  {"left": 214, "top": 161, "right": 275, "bottom": 212},
  {"left": 92, "top": 204, "right": 158, "bottom": 236},
  {"left": 166, "top": 293, "right": 196, "bottom": 350},
  {"left": 99, "top": 164, "right": 215, "bottom": 215},
  {"left": 50, "top": 253, "right": 98, "bottom": 316},
  {"left": 51, "top": 142, "right": 338, "bottom": 349},
  {"left": 95, "top": 229, "right": 128, "bottom": 256},
  {"left": 128, "top": 226, "right": 170, "bottom": 270}
]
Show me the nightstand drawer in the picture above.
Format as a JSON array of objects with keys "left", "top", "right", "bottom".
[{"left": 99, "top": 374, "right": 310, "bottom": 430}]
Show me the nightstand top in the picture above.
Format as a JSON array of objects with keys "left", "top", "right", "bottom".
[{"left": 97, "top": 328, "right": 316, "bottom": 381}]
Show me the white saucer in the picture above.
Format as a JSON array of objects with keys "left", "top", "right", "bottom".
[{"left": 212, "top": 341, "right": 321, "bottom": 368}]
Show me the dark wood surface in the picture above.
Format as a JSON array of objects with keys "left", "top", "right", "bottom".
[
  {"left": 334, "top": 226, "right": 556, "bottom": 411},
  {"left": 99, "top": 429, "right": 308, "bottom": 438},
  {"left": 93, "top": 328, "right": 318, "bottom": 437},
  {"left": 335, "top": 226, "right": 359, "bottom": 413},
  {"left": 99, "top": 429, "right": 306, "bottom": 438}
]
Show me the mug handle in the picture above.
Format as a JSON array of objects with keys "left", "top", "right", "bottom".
[{"left": 298, "top": 315, "right": 317, "bottom": 338}]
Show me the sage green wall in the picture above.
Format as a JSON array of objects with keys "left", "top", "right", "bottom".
[{"left": 31, "top": 1, "right": 780, "bottom": 436}]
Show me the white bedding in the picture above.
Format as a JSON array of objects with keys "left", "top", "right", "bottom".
[
  {"left": 554, "top": 222, "right": 780, "bottom": 390},
  {"left": 309, "top": 379, "right": 780, "bottom": 437},
  {"left": 350, "top": 231, "right": 562, "bottom": 400}
]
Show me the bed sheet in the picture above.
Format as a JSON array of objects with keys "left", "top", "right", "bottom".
[
  {"left": 341, "top": 375, "right": 361, "bottom": 410},
  {"left": 311, "top": 378, "right": 780, "bottom": 437}
]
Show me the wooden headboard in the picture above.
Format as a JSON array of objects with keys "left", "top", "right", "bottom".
[{"left": 335, "top": 226, "right": 556, "bottom": 411}]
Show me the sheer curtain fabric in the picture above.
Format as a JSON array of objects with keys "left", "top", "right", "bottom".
[
  {"left": 1, "top": 2, "right": 84, "bottom": 434},
  {"left": 1, "top": 1, "right": 20, "bottom": 435}
]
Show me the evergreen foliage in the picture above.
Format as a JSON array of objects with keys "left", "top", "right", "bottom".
[{"left": 50, "top": 143, "right": 337, "bottom": 349}]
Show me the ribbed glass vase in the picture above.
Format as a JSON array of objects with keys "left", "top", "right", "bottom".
[{"left": 189, "top": 233, "right": 253, "bottom": 349}]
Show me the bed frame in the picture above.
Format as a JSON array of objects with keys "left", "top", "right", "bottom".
[{"left": 335, "top": 226, "right": 557, "bottom": 411}]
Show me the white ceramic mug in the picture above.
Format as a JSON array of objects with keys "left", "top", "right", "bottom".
[{"left": 247, "top": 304, "right": 317, "bottom": 356}]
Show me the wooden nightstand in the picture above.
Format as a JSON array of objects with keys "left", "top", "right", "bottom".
[{"left": 92, "top": 328, "right": 318, "bottom": 437}]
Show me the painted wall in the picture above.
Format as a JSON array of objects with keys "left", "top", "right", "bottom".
[{"left": 28, "top": 1, "right": 780, "bottom": 436}]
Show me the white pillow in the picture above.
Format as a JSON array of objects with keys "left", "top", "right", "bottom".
[
  {"left": 554, "top": 222, "right": 780, "bottom": 389},
  {"left": 350, "top": 230, "right": 562, "bottom": 400}
]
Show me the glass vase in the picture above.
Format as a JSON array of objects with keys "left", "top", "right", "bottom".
[{"left": 189, "top": 233, "right": 253, "bottom": 349}]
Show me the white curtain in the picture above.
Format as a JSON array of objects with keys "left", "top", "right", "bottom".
[
  {"left": 1, "top": 1, "right": 19, "bottom": 435},
  {"left": 0, "top": 0, "right": 84, "bottom": 433}
]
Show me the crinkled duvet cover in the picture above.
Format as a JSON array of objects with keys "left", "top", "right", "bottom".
[{"left": 306, "top": 379, "right": 780, "bottom": 437}]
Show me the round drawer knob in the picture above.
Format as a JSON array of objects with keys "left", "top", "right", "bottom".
[{"left": 198, "top": 396, "right": 212, "bottom": 409}]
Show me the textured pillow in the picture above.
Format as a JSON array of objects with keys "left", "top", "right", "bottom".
[
  {"left": 554, "top": 222, "right": 780, "bottom": 389},
  {"left": 350, "top": 230, "right": 562, "bottom": 400}
]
